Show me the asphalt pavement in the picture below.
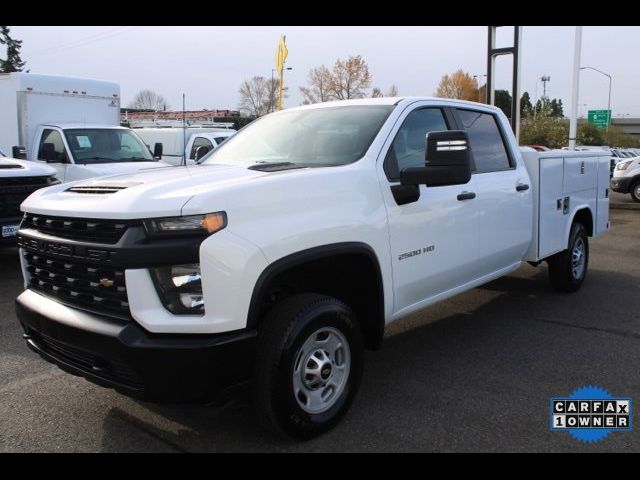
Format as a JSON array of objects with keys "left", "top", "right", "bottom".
[{"left": 0, "top": 209, "right": 638, "bottom": 452}]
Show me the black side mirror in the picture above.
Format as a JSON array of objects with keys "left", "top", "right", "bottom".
[
  {"left": 400, "top": 130, "right": 472, "bottom": 187},
  {"left": 194, "top": 145, "right": 210, "bottom": 161},
  {"left": 12, "top": 146, "right": 27, "bottom": 160},
  {"left": 40, "top": 143, "right": 58, "bottom": 162},
  {"left": 153, "top": 142, "right": 163, "bottom": 159}
]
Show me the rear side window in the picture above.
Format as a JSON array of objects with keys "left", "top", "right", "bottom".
[{"left": 456, "top": 109, "right": 511, "bottom": 173}]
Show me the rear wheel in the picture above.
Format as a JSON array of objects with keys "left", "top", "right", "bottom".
[
  {"left": 253, "top": 293, "right": 364, "bottom": 440},
  {"left": 630, "top": 181, "right": 640, "bottom": 203},
  {"left": 547, "top": 222, "right": 589, "bottom": 293}
]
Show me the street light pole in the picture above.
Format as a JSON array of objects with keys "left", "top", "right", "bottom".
[
  {"left": 473, "top": 74, "right": 487, "bottom": 103},
  {"left": 580, "top": 66, "right": 612, "bottom": 132}
]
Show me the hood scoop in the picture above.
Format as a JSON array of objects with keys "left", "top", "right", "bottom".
[
  {"left": 66, "top": 180, "right": 142, "bottom": 195},
  {"left": 0, "top": 163, "right": 23, "bottom": 169}
]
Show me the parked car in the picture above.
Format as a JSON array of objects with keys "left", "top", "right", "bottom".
[
  {"left": 611, "top": 156, "right": 640, "bottom": 202},
  {"left": 15, "top": 97, "right": 609, "bottom": 439},
  {"left": 0, "top": 73, "right": 170, "bottom": 183}
]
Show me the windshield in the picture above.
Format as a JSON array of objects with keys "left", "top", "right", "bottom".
[
  {"left": 202, "top": 105, "right": 394, "bottom": 168},
  {"left": 64, "top": 129, "right": 156, "bottom": 164}
]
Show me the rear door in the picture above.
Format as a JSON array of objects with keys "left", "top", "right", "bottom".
[{"left": 454, "top": 108, "right": 532, "bottom": 275}]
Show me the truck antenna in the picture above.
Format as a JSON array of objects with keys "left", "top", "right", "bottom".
[{"left": 182, "top": 93, "right": 186, "bottom": 166}]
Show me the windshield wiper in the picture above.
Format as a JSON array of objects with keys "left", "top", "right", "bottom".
[{"left": 247, "top": 162, "right": 306, "bottom": 172}]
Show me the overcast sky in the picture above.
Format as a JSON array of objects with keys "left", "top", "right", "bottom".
[{"left": 9, "top": 26, "right": 639, "bottom": 117}]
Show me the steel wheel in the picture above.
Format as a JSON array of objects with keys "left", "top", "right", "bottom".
[
  {"left": 571, "top": 237, "right": 586, "bottom": 279},
  {"left": 292, "top": 327, "right": 351, "bottom": 414}
]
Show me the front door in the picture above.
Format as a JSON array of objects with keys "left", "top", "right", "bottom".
[{"left": 379, "top": 105, "right": 481, "bottom": 316}]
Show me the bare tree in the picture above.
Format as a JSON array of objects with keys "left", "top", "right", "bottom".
[
  {"left": 330, "top": 55, "right": 372, "bottom": 100},
  {"left": 299, "top": 65, "right": 333, "bottom": 104},
  {"left": 371, "top": 85, "right": 399, "bottom": 98},
  {"left": 300, "top": 55, "right": 373, "bottom": 104},
  {"left": 128, "top": 89, "right": 170, "bottom": 111},
  {"left": 386, "top": 84, "right": 399, "bottom": 97},
  {"left": 239, "top": 76, "right": 287, "bottom": 117}
]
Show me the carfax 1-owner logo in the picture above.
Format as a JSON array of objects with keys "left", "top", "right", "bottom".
[{"left": 550, "top": 386, "right": 632, "bottom": 443}]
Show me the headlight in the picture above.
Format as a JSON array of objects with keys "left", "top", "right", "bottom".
[
  {"left": 143, "top": 212, "right": 227, "bottom": 237},
  {"left": 616, "top": 160, "right": 632, "bottom": 170},
  {"left": 150, "top": 263, "right": 204, "bottom": 314}
]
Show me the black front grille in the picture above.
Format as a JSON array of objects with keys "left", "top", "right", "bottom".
[
  {"left": 27, "top": 329, "right": 143, "bottom": 389},
  {"left": 22, "top": 213, "right": 132, "bottom": 244},
  {"left": 23, "top": 250, "right": 130, "bottom": 319},
  {"left": 0, "top": 176, "right": 51, "bottom": 217}
]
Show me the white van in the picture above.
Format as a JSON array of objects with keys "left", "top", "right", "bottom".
[{"left": 134, "top": 127, "right": 236, "bottom": 165}]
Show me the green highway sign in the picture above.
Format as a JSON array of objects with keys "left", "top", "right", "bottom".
[{"left": 587, "top": 110, "right": 611, "bottom": 128}]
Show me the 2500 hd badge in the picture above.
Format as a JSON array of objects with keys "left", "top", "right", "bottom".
[{"left": 398, "top": 245, "right": 435, "bottom": 261}]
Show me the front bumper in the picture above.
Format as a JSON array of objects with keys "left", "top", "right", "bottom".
[
  {"left": 610, "top": 176, "right": 632, "bottom": 193},
  {"left": 16, "top": 289, "right": 256, "bottom": 403}
]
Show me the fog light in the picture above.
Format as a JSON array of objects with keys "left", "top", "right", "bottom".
[{"left": 150, "top": 263, "right": 204, "bottom": 314}]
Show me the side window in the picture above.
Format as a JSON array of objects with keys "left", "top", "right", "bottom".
[
  {"left": 190, "top": 137, "right": 214, "bottom": 159},
  {"left": 38, "top": 129, "right": 68, "bottom": 163},
  {"left": 384, "top": 108, "right": 448, "bottom": 180},
  {"left": 456, "top": 109, "right": 511, "bottom": 173}
]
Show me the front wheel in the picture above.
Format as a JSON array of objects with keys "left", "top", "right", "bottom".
[
  {"left": 630, "top": 181, "right": 640, "bottom": 203},
  {"left": 547, "top": 222, "right": 589, "bottom": 293},
  {"left": 253, "top": 293, "right": 364, "bottom": 440}
]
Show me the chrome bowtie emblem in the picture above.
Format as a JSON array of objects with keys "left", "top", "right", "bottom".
[{"left": 99, "top": 278, "right": 114, "bottom": 288}]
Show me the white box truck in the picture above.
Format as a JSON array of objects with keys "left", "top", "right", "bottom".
[{"left": 0, "top": 73, "right": 169, "bottom": 183}]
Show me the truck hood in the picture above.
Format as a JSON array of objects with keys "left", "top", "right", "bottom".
[
  {"left": 0, "top": 158, "right": 57, "bottom": 178},
  {"left": 21, "top": 163, "right": 275, "bottom": 219}
]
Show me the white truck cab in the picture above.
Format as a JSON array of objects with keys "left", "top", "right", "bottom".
[
  {"left": 611, "top": 155, "right": 640, "bottom": 202},
  {"left": 0, "top": 73, "right": 170, "bottom": 182},
  {"left": 14, "top": 97, "right": 610, "bottom": 439},
  {"left": 29, "top": 123, "right": 170, "bottom": 182}
]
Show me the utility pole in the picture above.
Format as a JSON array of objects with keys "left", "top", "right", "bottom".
[{"left": 568, "top": 26, "right": 583, "bottom": 150}]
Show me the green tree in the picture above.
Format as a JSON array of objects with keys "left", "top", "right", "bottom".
[
  {"left": 520, "top": 92, "right": 533, "bottom": 116},
  {"left": 0, "top": 26, "right": 26, "bottom": 73},
  {"left": 494, "top": 89, "right": 512, "bottom": 118},
  {"left": 577, "top": 121, "right": 605, "bottom": 145}
]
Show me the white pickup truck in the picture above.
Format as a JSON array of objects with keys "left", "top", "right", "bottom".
[
  {"left": 14, "top": 97, "right": 609, "bottom": 439},
  {"left": 0, "top": 153, "right": 58, "bottom": 244}
]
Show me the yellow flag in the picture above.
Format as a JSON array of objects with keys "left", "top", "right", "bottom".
[{"left": 275, "top": 35, "right": 288, "bottom": 71}]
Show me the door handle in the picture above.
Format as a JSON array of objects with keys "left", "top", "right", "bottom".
[
  {"left": 457, "top": 191, "right": 476, "bottom": 201},
  {"left": 516, "top": 183, "right": 530, "bottom": 192}
]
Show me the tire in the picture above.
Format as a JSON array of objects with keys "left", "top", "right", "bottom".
[
  {"left": 253, "top": 293, "right": 364, "bottom": 440},
  {"left": 630, "top": 181, "right": 640, "bottom": 203},
  {"left": 547, "top": 222, "right": 589, "bottom": 293}
]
